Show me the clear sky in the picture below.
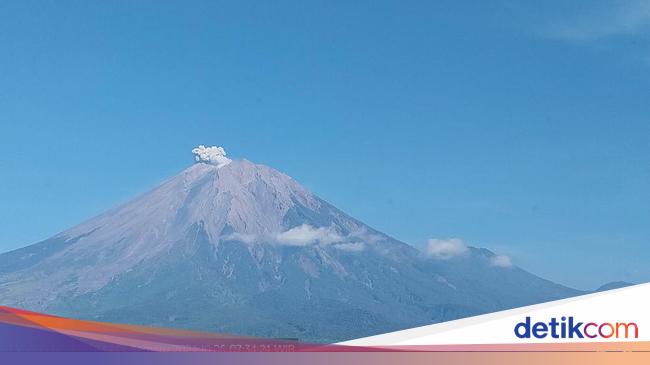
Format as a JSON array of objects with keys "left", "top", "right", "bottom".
[{"left": 0, "top": 1, "right": 648, "bottom": 290}]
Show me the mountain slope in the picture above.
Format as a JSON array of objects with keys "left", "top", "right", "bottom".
[{"left": 0, "top": 159, "right": 583, "bottom": 343}]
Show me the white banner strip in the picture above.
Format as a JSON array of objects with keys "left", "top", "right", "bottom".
[{"left": 341, "top": 283, "right": 650, "bottom": 346}]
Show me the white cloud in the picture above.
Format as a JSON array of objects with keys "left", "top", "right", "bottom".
[
  {"left": 275, "top": 224, "right": 343, "bottom": 246},
  {"left": 192, "top": 145, "right": 232, "bottom": 168},
  {"left": 220, "top": 225, "right": 375, "bottom": 251},
  {"left": 333, "top": 242, "right": 366, "bottom": 252},
  {"left": 540, "top": 0, "right": 650, "bottom": 42},
  {"left": 490, "top": 254, "right": 513, "bottom": 268},
  {"left": 221, "top": 232, "right": 257, "bottom": 244},
  {"left": 348, "top": 227, "right": 384, "bottom": 244},
  {"left": 426, "top": 238, "right": 468, "bottom": 259}
]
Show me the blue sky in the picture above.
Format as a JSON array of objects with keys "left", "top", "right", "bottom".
[{"left": 0, "top": 0, "right": 648, "bottom": 290}]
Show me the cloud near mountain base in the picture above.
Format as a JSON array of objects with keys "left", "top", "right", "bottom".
[
  {"left": 490, "top": 254, "right": 513, "bottom": 268},
  {"left": 426, "top": 238, "right": 469, "bottom": 259}
]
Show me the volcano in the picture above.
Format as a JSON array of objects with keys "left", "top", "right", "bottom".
[{"left": 0, "top": 149, "right": 582, "bottom": 343}]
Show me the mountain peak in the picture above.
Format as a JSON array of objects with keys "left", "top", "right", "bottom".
[{"left": 63, "top": 157, "right": 321, "bottom": 244}]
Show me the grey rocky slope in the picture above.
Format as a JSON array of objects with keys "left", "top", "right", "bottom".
[{"left": 0, "top": 159, "right": 583, "bottom": 343}]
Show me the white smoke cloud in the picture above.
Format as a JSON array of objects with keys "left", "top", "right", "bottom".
[
  {"left": 490, "top": 254, "right": 513, "bottom": 268},
  {"left": 192, "top": 145, "right": 232, "bottom": 168},
  {"left": 275, "top": 224, "right": 343, "bottom": 246},
  {"left": 426, "top": 238, "right": 468, "bottom": 259}
]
